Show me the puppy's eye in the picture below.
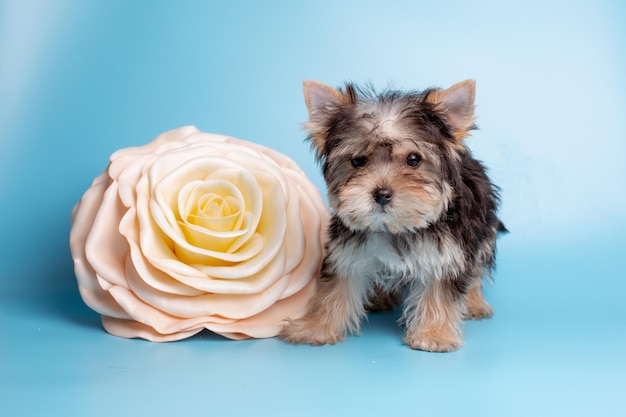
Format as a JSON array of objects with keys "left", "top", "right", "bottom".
[
  {"left": 350, "top": 156, "right": 368, "bottom": 168},
  {"left": 406, "top": 153, "right": 422, "bottom": 168}
]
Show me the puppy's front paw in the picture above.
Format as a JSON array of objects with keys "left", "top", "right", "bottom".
[
  {"left": 278, "top": 317, "right": 345, "bottom": 346},
  {"left": 404, "top": 326, "right": 463, "bottom": 352}
]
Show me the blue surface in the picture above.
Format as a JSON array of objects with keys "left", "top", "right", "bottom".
[{"left": 1, "top": 1, "right": 625, "bottom": 416}]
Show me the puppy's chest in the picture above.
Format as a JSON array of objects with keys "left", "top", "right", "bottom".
[
  {"left": 362, "top": 234, "right": 414, "bottom": 277},
  {"left": 329, "top": 231, "right": 464, "bottom": 283}
]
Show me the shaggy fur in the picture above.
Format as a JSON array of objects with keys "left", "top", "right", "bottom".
[{"left": 278, "top": 79, "right": 504, "bottom": 352}]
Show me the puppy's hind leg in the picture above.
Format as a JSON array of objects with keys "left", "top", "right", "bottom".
[
  {"left": 464, "top": 278, "right": 493, "bottom": 320},
  {"left": 278, "top": 272, "right": 369, "bottom": 345},
  {"left": 465, "top": 237, "right": 497, "bottom": 320}
]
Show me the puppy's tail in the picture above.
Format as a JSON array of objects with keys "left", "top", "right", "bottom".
[{"left": 496, "top": 220, "right": 508, "bottom": 236}]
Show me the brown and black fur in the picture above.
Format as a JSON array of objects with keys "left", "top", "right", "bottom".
[{"left": 278, "top": 79, "right": 504, "bottom": 351}]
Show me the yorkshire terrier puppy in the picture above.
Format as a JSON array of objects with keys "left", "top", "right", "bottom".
[{"left": 278, "top": 79, "right": 504, "bottom": 352}]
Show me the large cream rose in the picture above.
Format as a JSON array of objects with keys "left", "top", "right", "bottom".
[{"left": 70, "top": 126, "right": 329, "bottom": 341}]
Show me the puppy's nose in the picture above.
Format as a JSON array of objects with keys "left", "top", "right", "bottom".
[{"left": 373, "top": 188, "right": 393, "bottom": 206}]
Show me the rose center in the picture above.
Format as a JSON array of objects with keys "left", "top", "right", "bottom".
[
  {"left": 201, "top": 195, "right": 232, "bottom": 217},
  {"left": 188, "top": 193, "right": 242, "bottom": 232},
  {"left": 175, "top": 179, "right": 255, "bottom": 253}
]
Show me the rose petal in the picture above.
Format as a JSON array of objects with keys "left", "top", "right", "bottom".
[
  {"left": 134, "top": 243, "right": 288, "bottom": 295},
  {"left": 101, "top": 269, "right": 318, "bottom": 341},
  {"left": 102, "top": 316, "right": 203, "bottom": 342},
  {"left": 84, "top": 181, "right": 130, "bottom": 289},
  {"left": 124, "top": 248, "right": 292, "bottom": 319},
  {"left": 207, "top": 277, "right": 318, "bottom": 339},
  {"left": 277, "top": 178, "right": 327, "bottom": 299},
  {"left": 109, "top": 126, "right": 200, "bottom": 176},
  {"left": 70, "top": 173, "right": 129, "bottom": 319},
  {"left": 104, "top": 286, "right": 222, "bottom": 337},
  {"left": 119, "top": 206, "right": 205, "bottom": 296}
]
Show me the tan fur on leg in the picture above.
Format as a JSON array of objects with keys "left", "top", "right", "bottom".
[
  {"left": 465, "top": 279, "right": 493, "bottom": 320},
  {"left": 403, "top": 280, "right": 464, "bottom": 352},
  {"left": 278, "top": 276, "right": 367, "bottom": 345}
]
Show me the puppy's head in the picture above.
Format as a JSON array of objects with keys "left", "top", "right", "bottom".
[{"left": 303, "top": 79, "right": 476, "bottom": 233}]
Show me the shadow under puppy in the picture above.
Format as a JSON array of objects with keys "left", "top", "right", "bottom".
[{"left": 279, "top": 79, "right": 504, "bottom": 352}]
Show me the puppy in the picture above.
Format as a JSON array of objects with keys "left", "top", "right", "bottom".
[{"left": 279, "top": 79, "right": 504, "bottom": 352}]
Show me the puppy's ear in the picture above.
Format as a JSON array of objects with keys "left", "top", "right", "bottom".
[
  {"left": 303, "top": 80, "right": 350, "bottom": 157},
  {"left": 426, "top": 79, "right": 476, "bottom": 143}
]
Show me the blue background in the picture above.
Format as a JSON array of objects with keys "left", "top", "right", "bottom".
[{"left": 1, "top": 0, "right": 625, "bottom": 416}]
